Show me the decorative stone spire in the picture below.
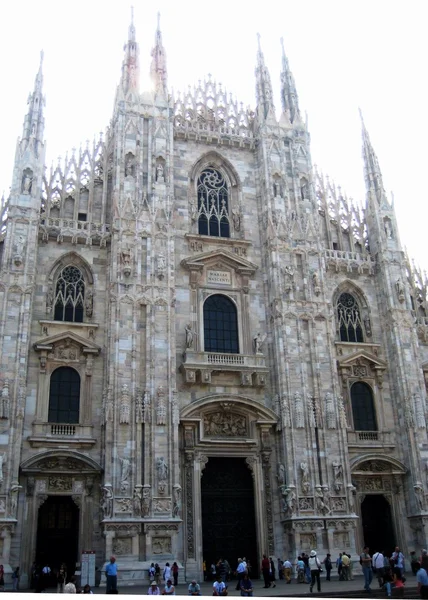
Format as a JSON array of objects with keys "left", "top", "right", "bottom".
[
  {"left": 22, "top": 50, "right": 45, "bottom": 151},
  {"left": 360, "top": 109, "right": 387, "bottom": 206},
  {"left": 255, "top": 33, "right": 275, "bottom": 122},
  {"left": 150, "top": 12, "right": 168, "bottom": 97},
  {"left": 280, "top": 37, "right": 300, "bottom": 124},
  {"left": 120, "top": 6, "right": 140, "bottom": 93}
]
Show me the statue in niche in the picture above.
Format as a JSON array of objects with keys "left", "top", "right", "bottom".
[
  {"left": 300, "top": 462, "right": 310, "bottom": 495},
  {"left": 384, "top": 219, "right": 393, "bottom": 239},
  {"left": 0, "top": 453, "right": 6, "bottom": 484},
  {"left": 133, "top": 486, "right": 142, "bottom": 516},
  {"left": 120, "top": 457, "right": 130, "bottom": 491},
  {"left": 85, "top": 289, "right": 93, "bottom": 317},
  {"left": 312, "top": 272, "right": 321, "bottom": 296},
  {"left": 172, "top": 484, "right": 182, "bottom": 517},
  {"left": 185, "top": 324, "right": 197, "bottom": 350},
  {"left": 9, "top": 484, "right": 21, "bottom": 516},
  {"left": 232, "top": 210, "right": 241, "bottom": 231},
  {"left": 277, "top": 463, "right": 286, "bottom": 487},
  {"left": 300, "top": 180, "right": 309, "bottom": 201},
  {"left": 414, "top": 483, "right": 425, "bottom": 511},
  {"left": 22, "top": 172, "right": 33, "bottom": 194},
  {"left": 157, "top": 457, "right": 168, "bottom": 482},
  {"left": 363, "top": 314, "right": 372, "bottom": 337},
  {"left": 284, "top": 486, "right": 296, "bottom": 515},
  {"left": 13, "top": 236, "right": 25, "bottom": 265},
  {"left": 156, "top": 163, "right": 165, "bottom": 183},
  {"left": 332, "top": 462, "right": 343, "bottom": 493},
  {"left": 253, "top": 333, "right": 266, "bottom": 354},
  {"left": 121, "top": 247, "right": 131, "bottom": 267},
  {"left": 141, "top": 486, "right": 151, "bottom": 517},
  {"left": 396, "top": 279, "right": 405, "bottom": 302},
  {"left": 125, "top": 155, "right": 135, "bottom": 177},
  {"left": 46, "top": 285, "right": 54, "bottom": 313},
  {"left": 101, "top": 485, "right": 113, "bottom": 519},
  {"left": 157, "top": 253, "right": 166, "bottom": 279}
]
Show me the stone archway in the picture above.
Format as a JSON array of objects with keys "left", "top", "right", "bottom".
[
  {"left": 180, "top": 395, "right": 278, "bottom": 581},
  {"left": 351, "top": 455, "right": 406, "bottom": 552},
  {"left": 19, "top": 451, "right": 102, "bottom": 587}
]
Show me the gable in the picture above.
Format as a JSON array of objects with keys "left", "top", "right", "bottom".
[{"left": 181, "top": 249, "right": 257, "bottom": 276}]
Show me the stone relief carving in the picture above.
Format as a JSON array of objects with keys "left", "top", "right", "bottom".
[
  {"left": 204, "top": 412, "right": 247, "bottom": 437},
  {"left": 185, "top": 452, "right": 195, "bottom": 557},
  {"left": 152, "top": 536, "right": 171, "bottom": 554},
  {"left": 156, "top": 457, "right": 168, "bottom": 482},
  {"left": 396, "top": 279, "right": 405, "bottom": 303},
  {"left": 294, "top": 391, "right": 304, "bottom": 428},
  {"left": 358, "top": 461, "right": 390, "bottom": 473},
  {"left": 119, "top": 384, "right": 130, "bottom": 424},
  {"left": 332, "top": 462, "right": 343, "bottom": 493},
  {"left": 135, "top": 390, "right": 144, "bottom": 424},
  {"left": 338, "top": 395, "right": 348, "bottom": 428},
  {"left": 172, "top": 390, "right": 179, "bottom": 426},
  {"left": 85, "top": 477, "right": 94, "bottom": 496},
  {"left": 0, "top": 379, "right": 10, "bottom": 419},
  {"left": 325, "top": 392, "right": 336, "bottom": 429},
  {"left": 85, "top": 289, "right": 93, "bottom": 317},
  {"left": 141, "top": 485, "right": 151, "bottom": 517},
  {"left": 113, "top": 537, "right": 132, "bottom": 555},
  {"left": 299, "top": 497, "right": 315, "bottom": 511},
  {"left": 0, "top": 498, "right": 5, "bottom": 513},
  {"left": 156, "top": 253, "right": 166, "bottom": 279},
  {"left": 54, "top": 343, "right": 80, "bottom": 361},
  {"left": 153, "top": 498, "right": 172, "bottom": 513},
  {"left": 315, "top": 485, "right": 330, "bottom": 515},
  {"left": 312, "top": 271, "right": 321, "bottom": 296},
  {"left": 116, "top": 498, "right": 133, "bottom": 512},
  {"left": 330, "top": 497, "right": 347, "bottom": 512},
  {"left": 333, "top": 531, "right": 350, "bottom": 548},
  {"left": 101, "top": 485, "right": 113, "bottom": 519},
  {"left": 156, "top": 387, "right": 166, "bottom": 425},
  {"left": 48, "top": 476, "right": 72, "bottom": 491},
  {"left": 172, "top": 484, "right": 181, "bottom": 518},
  {"left": 300, "top": 462, "right": 310, "bottom": 495},
  {"left": 270, "top": 297, "right": 283, "bottom": 321},
  {"left": 300, "top": 533, "right": 317, "bottom": 550}
]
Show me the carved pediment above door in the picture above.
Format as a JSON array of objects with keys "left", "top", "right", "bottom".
[{"left": 337, "top": 348, "right": 387, "bottom": 386}]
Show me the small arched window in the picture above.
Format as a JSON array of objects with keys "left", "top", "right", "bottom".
[
  {"left": 351, "top": 382, "right": 377, "bottom": 431},
  {"left": 54, "top": 266, "right": 85, "bottom": 323},
  {"left": 337, "top": 292, "right": 364, "bottom": 342},
  {"left": 197, "top": 168, "right": 230, "bottom": 238},
  {"left": 203, "top": 294, "right": 239, "bottom": 354},
  {"left": 48, "top": 367, "right": 80, "bottom": 424}
]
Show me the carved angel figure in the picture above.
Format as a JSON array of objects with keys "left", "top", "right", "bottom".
[
  {"left": 253, "top": 333, "right": 266, "bottom": 354},
  {"left": 185, "top": 324, "right": 198, "bottom": 349}
]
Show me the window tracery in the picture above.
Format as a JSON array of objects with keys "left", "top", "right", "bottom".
[
  {"left": 197, "top": 168, "right": 230, "bottom": 238},
  {"left": 337, "top": 292, "right": 364, "bottom": 343},
  {"left": 54, "top": 265, "right": 85, "bottom": 323}
]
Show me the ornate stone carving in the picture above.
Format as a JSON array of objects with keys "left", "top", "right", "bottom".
[
  {"left": 156, "top": 253, "right": 166, "bottom": 279},
  {"left": 152, "top": 536, "right": 171, "bottom": 554},
  {"left": 156, "top": 387, "right": 167, "bottom": 425},
  {"left": 120, "top": 457, "right": 130, "bottom": 492},
  {"left": 185, "top": 324, "right": 197, "bottom": 350},
  {"left": 414, "top": 483, "right": 425, "bottom": 511},
  {"left": 22, "top": 170, "right": 33, "bottom": 194},
  {"left": 325, "top": 393, "right": 336, "bottom": 429},
  {"left": 299, "top": 497, "right": 314, "bottom": 511},
  {"left": 71, "top": 495, "right": 82, "bottom": 508},
  {"left": 0, "top": 379, "right": 9, "bottom": 419},
  {"left": 396, "top": 279, "right": 405, "bottom": 303},
  {"left": 332, "top": 462, "right": 343, "bottom": 493},
  {"left": 172, "top": 390, "right": 179, "bottom": 426},
  {"left": 37, "top": 494, "right": 48, "bottom": 509},
  {"left": 172, "top": 484, "right": 181, "bottom": 518},
  {"left": 300, "top": 533, "right": 317, "bottom": 550},
  {"left": 116, "top": 498, "right": 133, "bottom": 512},
  {"left": 333, "top": 531, "right": 350, "bottom": 548},
  {"left": 277, "top": 463, "right": 286, "bottom": 487},
  {"left": 199, "top": 455, "right": 209, "bottom": 473},
  {"left": 0, "top": 453, "right": 6, "bottom": 486},
  {"left": 113, "top": 537, "right": 132, "bottom": 555},
  {"left": 312, "top": 271, "right": 321, "bottom": 296},
  {"left": 253, "top": 333, "right": 266, "bottom": 354},
  {"left": 48, "top": 476, "right": 72, "bottom": 491},
  {"left": 315, "top": 485, "right": 330, "bottom": 515},
  {"left": 294, "top": 391, "right": 304, "bottom": 428},
  {"left": 338, "top": 395, "right": 348, "bottom": 428},
  {"left": 153, "top": 498, "right": 172, "bottom": 513},
  {"left": 9, "top": 484, "right": 21, "bottom": 516},
  {"left": 203, "top": 411, "right": 247, "bottom": 437},
  {"left": 330, "top": 496, "right": 347, "bottom": 512},
  {"left": 414, "top": 393, "right": 426, "bottom": 429},
  {"left": 135, "top": 390, "right": 144, "bottom": 424},
  {"left": 119, "top": 384, "right": 130, "bottom": 424},
  {"left": 282, "top": 484, "right": 297, "bottom": 516},
  {"left": 358, "top": 461, "right": 390, "bottom": 473},
  {"left": 156, "top": 457, "right": 168, "bottom": 483},
  {"left": 185, "top": 452, "right": 195, "bottom": 557}
]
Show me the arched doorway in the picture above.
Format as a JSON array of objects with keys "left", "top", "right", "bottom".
[
  {"left": 201, "top": 457, "right": 258, "bottom": 577},
  {"left": 36, "top": 496, "right": 79, "bottom": 580},
  {"left": 361, "top": 495, "right": 395, "bottom": 555}
]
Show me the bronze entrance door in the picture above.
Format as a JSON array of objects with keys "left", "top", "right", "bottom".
[
  {"left": 201, "top": 457, "right": 258, "bottom": 577},
  {"left": 361, "top": 494, "right": 395, "bottom": 555},
  {"left": 36, "top": 495, "right": 79, "bottom": 581}
]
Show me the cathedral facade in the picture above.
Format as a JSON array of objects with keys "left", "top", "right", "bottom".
[{"left": 0, "top": 14, "right": 428, "bottom": 588}]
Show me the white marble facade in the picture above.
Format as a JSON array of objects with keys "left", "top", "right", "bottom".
[{"left": 1, "top": 15, "right": 428, "bottom": 589}]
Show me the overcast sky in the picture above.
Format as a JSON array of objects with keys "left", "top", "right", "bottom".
[{"left": 1, "top": 0, "right": 427, "bottom": 272}]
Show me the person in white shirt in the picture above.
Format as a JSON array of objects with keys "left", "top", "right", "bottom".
[
  {"left": 235, "top": 559, "right": 247, "bottom": 591},
  {"left": 372, "top": 551, "right": 385, "bottom": 587},
  {"left": 283, "top": 560, "right": 292, "bottom": 584},
  {"left": 213, "top": 575, "right": 228, "bottom": 596},
  {"left": 148, "top": 581, "right": 161, "bottom": 595},
  {"left": 308, "top": 550, "right": 322, "bottom": 593},
  {"left": 163, "top": 563, "right": 172, "bottom": 582}
]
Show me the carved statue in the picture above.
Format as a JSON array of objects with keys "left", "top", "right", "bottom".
[
  {"left": 0, "top": 453, "right": 6, "bottom": 484},
  {"left": 396, "top": 279, "right": 405, "bottom": 302},
  {"left": 253, "top": 333, "right": 266, "bottom": 354},
  {"left": 414, "top": 483, "right": 425, "bottom": 511},
  {"left": 384, "top": 219, "right": 393, "bottom": 239},
  {"left": 294, "top": 391, "right": 304, "bottom": 428},
  {"left": 22, "top": 173, "right": 33, "bottom": 194},
  {"left": 332, "top": 462, "right": 343, "bottom": 493},
  {"left": 156, "top": 387, "right": 166, "bottom": 425},
  {"left": 125, "top": 155, "right": 135, "bottom": 177},
  {"left": 46, "top": 285, "right": 54, "bottom": 313},
  {"left": 315, "top": 485, "right": 330, "bottom": 515},
  {"left": 312, "top": 272, "right": 321, "bottom": 296},
  {"left": 119, "top": 384, "right": 130, "bottom": 424},
  {"left": 156, "top": 457, "right": 168, "bottom": 482},
  {"left": 85, "top": 289, "right": 93, "bottom": 317},
  {"left": 141, "top": 486, "right": 151, "bottom": 517},
  {"left": 232, "top": 210, "right": 241, "bottom": 231},
  {"left": 133, "top": 486, "right": 142, "bottom": 516},
  {"left": 120, "top": 457, "right": 130, "bottom": 490},
  {"left": 363, "top": 314, "right": 372, "bottom": 337},
  {"left": 172, "top": 484, "right": 182, "bottom": 517},
  {"left": 300, "top": 462, "right": 310, "bottom": 495},
  {"left": 185, "top": 324, "right": 197, "bottom": 349},
  {"left": 156, "top": 163, "right": 165, "bottom": 183},
  {"left": 157, "top": 253, "right": 166, "bottom": 272},
  {"left": 121, "top": 247, "right": 132, "bottom": 267},
  {"left": 9, "top": 484, "right": 21, "bottom": 516},
  {"left": 284, "top": 486, "right": 296, "bottom": 515},
  {"left": 101, "top": 485, "right": 113, "bottom": 519},
  {"left": 277, "top": 463, "right": 286, "bottom": 487}
]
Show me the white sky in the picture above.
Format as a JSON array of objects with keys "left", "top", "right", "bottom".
[{"left": 1, "top": 0, "right": 427, "bottom": 271}]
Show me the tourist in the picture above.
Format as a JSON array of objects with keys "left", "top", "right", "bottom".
[
  {"left": 64, "top": 582, "right": 76, "bottom": 594},
  {"left": 283, "top": 558, "right": 292, "bottom": 584},
  {"left": 308, "top": 550, "right": 322, "bottom": 593},
  {"left": 149, "top": 563, "right": 156, "bottom": 580},
  {"left": 105, "top": 556, "right": 118, "bottom": 594},
  {"left": 296, "top": 556, "right": 305, "bottom": 583},
  {"left": 57, "top": 564, "right": 66, "bottom": 593},
  {"left": 83, "top": 584, "right": 93, "bottom": 594},
  {"left": 341, "top": 552, "right": 350, "bottom": 580},
  {"left": 216, "top": 558, "right": 227, "bottom": 582},
  {"left": 42, "top": 563, "right": 51, "bottom": 591},
  {"left": 162, "top": 579, "right": 175, "bottom": 595},
  {"left": 277, "top": 557, "right": 284, "bottom": 580},
  {"left": 239, "top": 573, "right": 253, "bottom": 597},
  {"left": 163, "top": 563, "right": 172, "bottom": 582},
  {"left": 148, "top": 581, "right": 161, "bottom": 595},
  {"left": 12, "top": 566, "right": 20, "bottom": 591},
  {"left": 235, "top": 559, "right": 246, "bottom": 591},
  {"left": 210, "top": 562, "right": 217, "bottom": 581},
  {"left": 323, "top": 553, "right": 332, "bottom": 581},
  {"left": 416, "top": 561, "right": 428, "bottom": 599},
  {"left": 372, "top": 550, "right": 385, "bottom": 588},
  {"left": 172, "top": 562, "right": 179, "bottom": 586},
  {"left": 269, "top": 557, "right": 276, "bottom": 588},
  {"left": 155, "top": 563, "right": 161, "bottom": 586},
  {"left": 188, "top": 579, "right": 201, "bottom": 596},
  {"left": 360, "top": 546, "right": 372, "bottom": 592},
  {"left": 421, "top": 550, "right": 428, "bottom": 572},
  {"left": 411, "top": 552, "right": 419, "bottom": 575},
  {"left": 212, "top": 574, "right": 228, "bottom": 596},
  {"left": 336, "top": 553, "right": 343, "bottom": 580},
  {"left": 261, "top": 554, "right": 271, "bottom": 588},
  {"left": 302, "top": 552, "right": 311, "bottom": 583},
  {"left": 392, "top": 567, "right": 405, "bottom": 598},
  {"left": 392, "top": 546, "right": 405, "bottom": 576},
  {"left": 347, "top": 553, "right": 354, "bottom": 580}
]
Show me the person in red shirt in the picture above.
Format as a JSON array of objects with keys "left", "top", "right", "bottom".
[{"left": 261, "top": 555, "right": 271, "bottom": 588}]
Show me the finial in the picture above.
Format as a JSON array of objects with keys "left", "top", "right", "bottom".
[
  {"left": 157, "top": 11, "right": 161, "bottom": 30},
  {"left": 131, "top": 5, "right": 134, "bottom": 24},
  {"left": 257, "top": 32, "right": 261, "bottom": 52},
  {"left": 280, "top": 36, "right": 285, "bottom": 53},
  {"left": 40, "top": 49, "right": 44, "bottom": 66}
]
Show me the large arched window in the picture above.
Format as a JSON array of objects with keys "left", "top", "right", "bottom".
[
  {"left": 337, "top": 292, "right": 364, "bottom": 342},
  {"left": 351, "top": 382, "right": 377, "bottom": 431},
  {"left": 54, "top": 266, "right": 85, "bottom": 323},
  {"left": 197, "top": 168, "right": 230, "bottom": 238},
  {"left": 48, "top": 367, "right": 80, "bottom": 423},
  {"left": 203, "top": 294, "right": 239, "bottom": 353}
]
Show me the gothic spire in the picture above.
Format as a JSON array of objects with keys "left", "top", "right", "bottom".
[
  {"left": 255, "top": 33, "right": 275, "bottom": 123},
  {"left": 360, "top": 109, "right": 387, "bottom": 206},
  {"left": 22, "top": 50, "right": 45, "bottom": 149},
  {"left": 150, "top": 12, "right": 168, "bottom": 97},
  {"left": 120, "top": 7, "right": 139, "bottom": 94},
  {"left": 280, "top": 37, "right": 300, "bottom": 124}
]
